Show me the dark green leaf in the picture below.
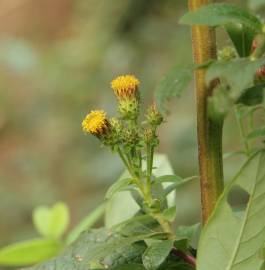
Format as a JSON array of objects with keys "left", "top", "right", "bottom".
[
  {"left": 142, "top": 240, "right": 174, "bottom": 270},
  {"left": 27, "top": 227, "right": 168, "bottom": 270},
  {"left": 225, "top": 24, "right": 255, "bottom": 57},
  {"left": 66, "top": 203, "right": 106, "bottom": 245},
  {"left": 238, "top": 83, "right": 265, "bottom": 106},
  {"left": 0, "top": 238, "right": 62, "bottom": 266},
  {"left": 155, "top": 66, "right": 192, "bottom": 115},
  {"left": 180, "top": 3, "right": 263, "bottom": 33},
  {"left": 197, "top": 151, "right": 265, "bottom": 270}
]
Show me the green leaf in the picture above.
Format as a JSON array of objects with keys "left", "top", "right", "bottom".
[
  {"left": 155, "top": 66, "right": 192, "bottom": 115},
  {"left": 105, "top": 178, "right": 133, "bottom": 199},
  {"left": 105, "top": 154, "right": 176, "bottom": 227},
  {"left": 176, "top": 223, "right": 201, "bottom": 249},
  {"left": 164, "top": 176, "right": 198, "bottom": 195},
  {"left": 0, "top": 238, "right": 62, "bottom": 266},
  {"left": 142, "top": 240, "right": 174, "bottom": 270},
  {"left": 247, "top": 126, "right": 265, "bottom": 140},
  {"left": 238, "top": 83, "right": 265, "bottom": 106},
  {"left": 27, "top": 227, "right": 168, "bottom": 270},
  {"left": 33, "top": 202, "right": 70, "bottom": 239},
  {"left": 206, "top": 58, "right": 265, "bottom": 99},
  {"left": 208, "top": 85, "right": 233, "bottom": 121},
  {"left": 225, "top": 24, "right": 255, "bottom": 57},
  {"left": 114, "top": 264, "right": 146, "bottom": 270},
  {"left": 180, "top": 3, "right": 263, "bottom": 33},
  {"left": 66, "top": 203, "right": 106, "bottom": 245},
  {"left": 162, "top": 206, "right": 176, "bottom": 222},
  {"left": 155, "top": 175, "right": 183, "bottom": 183},
  {"left": 197, "top": 151, "right": 265, "bottom": 270}
]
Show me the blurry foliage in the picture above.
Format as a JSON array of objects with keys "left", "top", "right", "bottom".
[{"left": 0, "top": 1, "right": 264, "bottom": 268}]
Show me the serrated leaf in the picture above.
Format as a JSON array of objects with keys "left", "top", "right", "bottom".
[
  {"left": 66, "top": 203, "right": 105, "bottom": 245},
  {"left": 155, "top": 66, "right": 192, "bottom": 115},
  {"left": 180, "top": 3, "right": 262, "bottom": 33},
  {"left": 206, "top": 58, "right": 265, "bottom": 100},
  {"left": 33, "top": 202, "right": 70, "bottom": 239},
  {"left": 0, "top": 238, "right": 62, "bottom": 266},
  {"left": 142, "top": 240, "right": 174, "bottom": 270},
  {"left": 105, "top": 178, "right": 133, "bottom": 199},
  {"left": 197, "top": 151, "right": 265, "bottom": 270}
]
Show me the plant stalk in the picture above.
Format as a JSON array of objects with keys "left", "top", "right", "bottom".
[{"left": 188, "top": 0, "right": 224, "bottom": 223}]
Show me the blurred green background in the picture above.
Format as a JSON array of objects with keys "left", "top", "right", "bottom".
[{"left": 0, "top": 0, "right": 264, "bottom": 258}]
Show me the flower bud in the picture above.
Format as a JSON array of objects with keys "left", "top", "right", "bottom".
[
  {"left": 218, "top": 46, "right": 237, "bottom": 61},
  {"left": 118, "top": 98, "right": 139, "bottom": 120},
  {"left": 146, "top": 103, "right": 163, "bottom": 126}
]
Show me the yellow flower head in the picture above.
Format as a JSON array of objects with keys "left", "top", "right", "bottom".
[
  {"left": 82, "top": 110, "right": 110, "bottom": 136},
  {"left": 111, "top": 75, "right": 140, "bottom": 99}
]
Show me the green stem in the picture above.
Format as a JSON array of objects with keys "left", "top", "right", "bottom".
[
  {"left": 188, "top": 0, "right": 224, "bottom": 224},
  {"left": 117, "top": 147, "right": 135, "bottom": 177}
]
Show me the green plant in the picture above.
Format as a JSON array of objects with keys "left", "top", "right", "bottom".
[{"left": 2, "top": 1, "right": 265, "bottom": 269}]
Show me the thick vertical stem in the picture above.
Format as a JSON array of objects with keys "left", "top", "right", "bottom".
[{"left": 188, "top": 0, "right": 224, "bottom": 223}]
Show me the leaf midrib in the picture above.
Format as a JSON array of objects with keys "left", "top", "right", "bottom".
[{"left": 225, "top": 154, "right": 261, "bottom": 270}]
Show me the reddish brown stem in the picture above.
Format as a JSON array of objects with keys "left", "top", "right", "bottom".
[{"left": 172, "top": 249, "right": 196, "bottom": 268}]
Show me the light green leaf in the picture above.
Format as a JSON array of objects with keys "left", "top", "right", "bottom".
[
  {"left": 206, "top": 58, "right": 265, "bottom": 99},
  {"left": 197, "top": 151, "right": 265, "bottom": 270},
  {"left": 142, "top": 240, "right": 174, "bottom": 270},
  {"left": 66, "top": 203, "right": 106, "bottom": 245},
  {"left": 176, "top": 223, "right": 201, "bottom": 249},
  {"left": 155, "top": 175, "right": 183, "bottom": 183},
  {"left": 164, "top": 176, "right": 198, "bottom": 195},
  {"left": 162, "top": 206, "right": 176, "bottom": 222},
  {"left": 33, "top": 202, "right": 70, "bottom": 239},
  {"left": 114, "top": 264, "right": 146, "bottom": 270},
  {"left": 0, "top": 238, "right": 62, "bottom": 266},
  {"left": 155, "top": 66, "right": 192, "bottom": 115},
  {"left": 180, "top": 4, "right": 262, "bottom": 33},
  {"left": 247, "top": 126, "right": 265, "bottom": 140},
  {"left": 208, "top": 85, "right": 233, "bottom": 121},
  {"left": 105, "top": 178, "right": 133, "bottom": 199}
]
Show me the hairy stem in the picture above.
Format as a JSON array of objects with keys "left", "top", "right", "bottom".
[{"left": 188, "top": 0, "right": 224, "bottom": 223}]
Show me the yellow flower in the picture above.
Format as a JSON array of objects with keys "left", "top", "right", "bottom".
[
  {"left": 82, "top": 110, "right": 109, "bottom": 135},
  {"left": 111, "top": 75, "right": 140, "bottom": 99}
]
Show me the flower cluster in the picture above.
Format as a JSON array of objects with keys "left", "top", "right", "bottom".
[{"left": 82, "top": 74, "right": 163, "bottom": 177}]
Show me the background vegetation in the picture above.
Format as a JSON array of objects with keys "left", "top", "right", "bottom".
[{"left": 0, "top": 1, "right": 264, "bottom": 268}]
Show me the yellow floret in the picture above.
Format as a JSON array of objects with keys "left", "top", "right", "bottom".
[
  {"left": 82, "top": 110, "right": 109, "bottom": 135},
  {"left": 111, "top": 75, "right": 140, "bottom": 99}
]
